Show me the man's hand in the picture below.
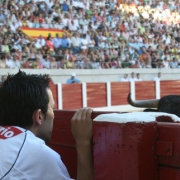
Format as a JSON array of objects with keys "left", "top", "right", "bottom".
[
  {"left": 71, "top": 107, "right": 93, "bottom": 145},
  {"left": 71, "top": 108, "right": 94, "bottom": 180}
]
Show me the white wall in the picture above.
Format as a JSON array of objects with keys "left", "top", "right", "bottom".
[{"left": 0, "top": 69, "right": 180, "bottom": 83}]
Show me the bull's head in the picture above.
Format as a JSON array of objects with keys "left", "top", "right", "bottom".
[{"left": 127, "top": 93, "right": 180, "bottom": 117}]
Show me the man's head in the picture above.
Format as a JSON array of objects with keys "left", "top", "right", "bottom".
[
  {"left": 0, "top": 70, "right": 55, "bottom": 142},
  {"left": 158, "top": 72, "right": 161, "bottom": 78},
  {"left": 136, "top": 73, "right": 140, "bottom": 79},
  {"left": 71, "top": 72, "right": 76, "bottom": 80},
  {"left": 124, "top": 74, "right": 128, "bottom": 78},
  {"left": 131, "top": 72, "right": 135, "bottom": 78}
]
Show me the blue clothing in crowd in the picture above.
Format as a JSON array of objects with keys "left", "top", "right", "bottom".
[
  {"left": 61, "top": 38, "right": 69, "bottom": 48},
  {"left": 66, "top": 78, "right": 80, "bottom": 84}
]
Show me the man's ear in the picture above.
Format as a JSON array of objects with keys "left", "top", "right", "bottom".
[{"left": 32, "top": 109, "right": 43, "bottom": 126}]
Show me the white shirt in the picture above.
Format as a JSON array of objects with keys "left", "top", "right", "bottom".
[
  {"left": 154, "top": 77, "right": 161, "bottom": 81},
  {"left": 5, "top": 59, "right": 15, "bottom": 69},
  {"left": 120, "top": 78, "right": 129, "bottom": 82},
  {"left": 68, "top": 22, "right": 78, "bottom": 31},
  {"left": 34, "top": 41, "right": 42, "bottom": 49},
  {"left": 41, "top": 59, "right": 51, "bottom": 69},
  {"left": 80, "top": 38, "right": 88, "bottom": 49},
  {"left": 41, "top": 23, "right": 50, "bottom": 29},
  {"left": 71, "top": 36, "right": 81, "bottom": 47},
  {"left": 37, "top": 38, "right": 46, "bottom": 46},
  {"left": 0, "top": 126, "right": 72, "bottom": 180},
  {"left": 135, "top": 78, "right": 142, "bottom": 81},
  {"left": 129, "top": 77, "right": 136, "bottom": 81}
]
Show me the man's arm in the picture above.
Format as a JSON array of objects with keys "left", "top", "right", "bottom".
[{"left": 71, "top": 108, "right": 94, "bottom": 180}]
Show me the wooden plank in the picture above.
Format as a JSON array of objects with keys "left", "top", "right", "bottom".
[
  {"left": 111, "top": 82, "right": 130, "bottom": 105},
  {"left": 136, "top": 81, "right": 156, "bottom": 100},
  {"left": 161, "top": 81, "right": 180, "bottom": 97},
  {"left": 62, "top": 84, "right": 82, "bottom": 109},
  {"left": 87, "top": 83, "right": 107, "bottom": 107}
]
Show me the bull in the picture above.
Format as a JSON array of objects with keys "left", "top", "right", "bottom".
[{"left": 127, "top": 93, "right": 180, "bottom": 117}]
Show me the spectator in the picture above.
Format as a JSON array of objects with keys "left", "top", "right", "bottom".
[
  {"left": 71, "top": 32, "right": 81, "bottom": 55},
  {"left": 120, "top": 74, "right": 129, "bottom": 82},
  {"left": 170, "top": 57, "right": 178, "bottom": 68},
  {"left": 154, "top": 72, "right": 161, "bottom": 81},
  {"left": 0, "top": 0, "right": 180, "bottom": 71},
  {"left": 80, "top": 34, "right": 88, "bottom": 53},
  {"left": 61, "top": 1, "right": 69, "bottom": 12},
  {"left": 135, "top": 73, "right": 142, "bottom": 81},
  {"left": 162, "top": 58, "right": 170, "bottom": 69},
  {"left": 129, "top": 72, "right": 136, "bottom": 81},
  {"left": 61, "top": 34, "right": 69, "bottom": 49},
  {"left": 37, "top": 35, "right": 46, "bottom": 47},
  {"left": 46, "top": 37, "right": 54, "bottom": 52},
  {"left": 52, "top": 33, "right": 62, "bottom": 51},
  {"left": 66, "top": 72, "right": 81, "bottom": 84},
  {"left": 41, "top": 55, "right": 51, "bottom": 69}
]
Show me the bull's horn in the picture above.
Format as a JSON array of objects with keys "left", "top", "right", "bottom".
[{"left": 127, "top": 93, "right": 159, "bottom": 108}]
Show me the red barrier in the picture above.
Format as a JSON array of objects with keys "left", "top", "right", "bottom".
[
  {"left": 48, "top": 110, "right": 180, "bottom": 180},
  {"left": 48, "top": 110, "right": 117, "bottom": 179},
  {"left": 111, "top": 82, "right": 130, "bottom": 105},
  {"left": 50, "top": 80, "right": 180, "bottom": 110},
  {"left": 160, "top": 80, "right": 180, "bottom": 97},
  {"left": 93, "top": 121, "right": 158, "bottom": 180},
  {"left": 87, "top": 83, "right": 107, "bottom": 108},
  {"left": 62, "top": 84, "right": 82, "bottom": 110},
  {"left": 135, "top": 81, "right": 156, "bottom": 100}
]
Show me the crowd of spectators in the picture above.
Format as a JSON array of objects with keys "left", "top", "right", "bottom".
[{"left": 0, "top": 0, "right": 180, "bottom": 69}]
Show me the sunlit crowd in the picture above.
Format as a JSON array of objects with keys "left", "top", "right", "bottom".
[{"left": 0, "top": 0, "right": 180, "bottom": 69}]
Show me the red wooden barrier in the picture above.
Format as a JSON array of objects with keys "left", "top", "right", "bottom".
[
  {"left": 62, "top": 84, "right": 82, "bottom": 110},
  {"left": 48, "top": 110, "right": 180, "bottom": 180},
  {"left": 157, "top": 123, "right": 180, "bottom": 180},
  {"left": 160, "top": 80, "right": 180, "bottom": 97},
  {"left": 135, "top": 81, "right": 156, "bottom": 100},
  {"left": 93, "top": 121, "right": 158, "bottom": 180},
  {"left": 111, "top": 82, "right": 130, "bottom": 105},
  {"left": 87, "top": 83, "right": 107, "bottom": 108},
  {"left": 48, "top": 110, "right": 113, "bottom": 179},
  {"left": 50, "top": 80, "right": 180, "bottom": 110}
]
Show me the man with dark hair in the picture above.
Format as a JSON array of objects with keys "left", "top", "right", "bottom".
[
  {"left": 129, "top": 72, "right": 136, "bottom": 81},
  {"left": 154, "top": 72, "right": 161, "bottom": 81},
  {"left": 0, "top": 70, "right": 93, "bottom": 180}
]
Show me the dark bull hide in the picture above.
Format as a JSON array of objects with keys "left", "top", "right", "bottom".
[{"left": 127, "top": 93, "right": 180, "bottom": 117}]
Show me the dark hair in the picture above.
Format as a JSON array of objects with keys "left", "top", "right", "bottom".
[{"left": 0, "top": 70, "right": 51, "bottom": 128}]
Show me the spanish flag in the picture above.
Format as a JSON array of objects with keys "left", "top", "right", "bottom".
[{"left": 20, "top": 27, "right": 65, "bottom": 39}]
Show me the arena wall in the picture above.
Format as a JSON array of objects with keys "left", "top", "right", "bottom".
[{"left": 1, "top": 69, "right": 180, "bottom": 83}]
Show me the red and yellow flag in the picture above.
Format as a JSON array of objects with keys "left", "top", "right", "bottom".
[{"left": 20, "top": 27, "right": 64, "bottom": 39}]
